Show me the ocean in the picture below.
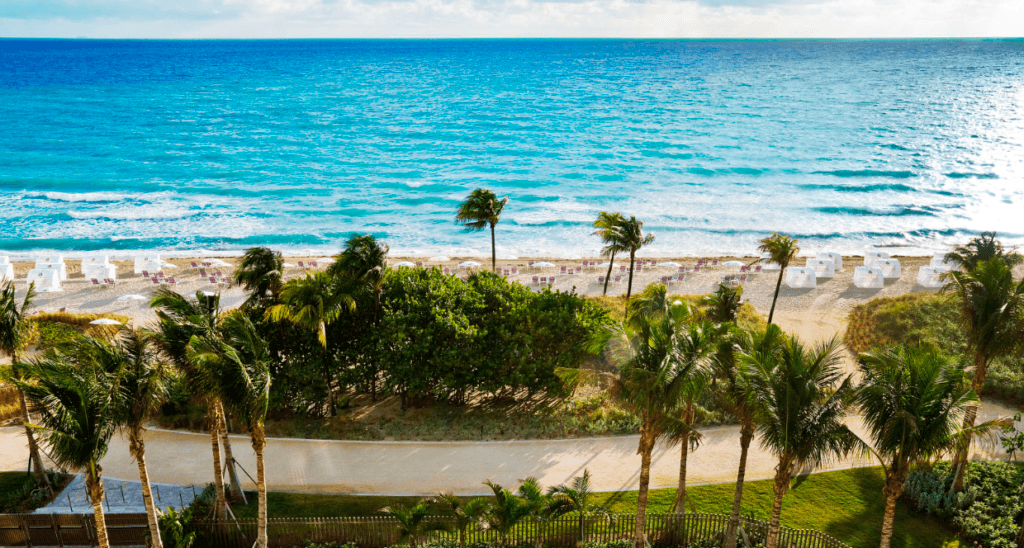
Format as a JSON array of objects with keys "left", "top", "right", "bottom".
[{"left": 1, "top": 39, "right": 1022, "bottom": 259}]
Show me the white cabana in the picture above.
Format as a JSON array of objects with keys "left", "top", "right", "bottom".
[
  {"left": 138, "top": 260, "right": 164, "bottom": 275},
  {"left": 917, "top": 266, "right": 946, "bottom": 289},
  {"left": 34, "top": 255, "right": 67, "bottom": 281},
  {"left": 784, "top": 267, "right": 817, "bottom": 289},
  {"left": 84, "top": 264, "right": 117, "bottom": 281},
  {"left": 853, "top": 267, "right": 884, "bottom": 289},
  {"left": 26, "top": 269, "right": 61, "bottom": 292},
  {"left": 930, "top": 252, "right": 954, "bottom": 271},
  {"left": 135, "top": 254, "right": 161, "bottom": 274},
  {"left": 0, "top": 256, "right": 10, "bottom": 265},
  {"left": 0, "top": 263, "right": 13, "bottom": 283},
  {"left": 878, "top": 259, "right": 902, "bottom": 279},
  {"left": 864, "top": 251, "right": 890, "bottom": 268},
  {"left": 759, "top": 253, "right": 782, "bottom": 271},
  {"left": 805, "top": 258, "right": 835, "bottom": 278},
  {"left": 816, "top": 252, "right": 843, "bottom": 271}
]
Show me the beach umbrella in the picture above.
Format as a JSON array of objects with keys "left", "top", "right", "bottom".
[
  {"left": 116, "top": 294, "right": 146, "bottom": 301},
  {"left": 533, "top": 261, "right": 556, "bottom": 269},
  {"left": 459, "top": 261, "right": 482, "bottom": 268},
  {"left": 393, "top": 261, "right": 416, "bottom": 268},
  {"left": 89, "top": 318, "right": 122, "bottom": 326},
  {"left": 660, "top": 261, "right": 682, "bottom": 268},
  {"left": 429, "top": 256, "right": 451, "bottom": 262}
]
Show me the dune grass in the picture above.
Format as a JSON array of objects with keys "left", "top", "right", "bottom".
[{"left": 233, "top": 467, "right": 963, "bottom": 548}]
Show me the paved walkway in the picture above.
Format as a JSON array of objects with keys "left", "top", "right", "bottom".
[
  {"left": 2, "top": 399, "right": 1018, "bottom": 496},
  {"left": 36, "top": 474, "right": 198, "bottom": 514}
]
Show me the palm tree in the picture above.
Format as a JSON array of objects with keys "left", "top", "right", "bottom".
[
  {"left": 83, "top": 330, "right": 168, "bottom": 548},
  {"left": 150, "top": 289, "right": 235, "bottom": 518},
  {"left": 757, "top": 233, "right": 800, "bottom": 326},
  {"left": 435, "top": 493, "right": 491, "bottom": 548},
  {"left": 703, "top": 282, "right": 743, "bottom": 325},
  {"left": 944, "top": 231, "right": 1023, "bottom": 271},
  {"left": 16, "top": 355, "right": 118, "bottom": 548},
  {"left": 945, "top": 257, "right": 1024, "bottom": 490},
  {"left": 855, "top": 345, "right": 1006, "bottom": 548},
  {"left": 266, "top": 271, "right": 354, "bottom": 416},
  {"left": 591, "top": 287, "right": 694, "bottom": 548},
  {"left": 234, "top": 247, "right": 285, "bottom": 312},
  {"left": 668, "top": 320, "right": 716, "bottom": 513},
  {"left": 593, "top": 212, "right": 626, "bottom": 296},
  {"left": 546, "top": 470, "right": 612, "bottom": 543},
  {"left": 455, "top": 188, "right": 509, "bottom": 272},
  {"left": 739, "top": 333, "right": 858, "bottom": 548},
  {"left": 481, "top": 479, "right": 541, "bottom": 548},
  {"left": 381, "top": 500, "right": 450, "bottom": 548},
  {"left": 189, "top": 313, "right": 273, "bottom": 548},
  {"left": 0, "top": 281, "right": 50, "bottom": 489},
  {"left": 617, "top": 216, "right": 655, "bottom": 301}
]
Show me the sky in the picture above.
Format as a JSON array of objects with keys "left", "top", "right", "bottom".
[{"left": 0, "top": 0, "right": 1021, "bottom": 38}]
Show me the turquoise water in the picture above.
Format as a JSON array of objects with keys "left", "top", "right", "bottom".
[{"left": 1, "top": 39, "right": 1022, "bottom": 258}]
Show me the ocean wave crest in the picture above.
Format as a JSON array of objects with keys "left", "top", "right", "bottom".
[
  {"left": 812, "top": 170, "right": 917, "bottom": 179},
  {"left": 26, "top": 192, "right": 137, "bottom": 204}
]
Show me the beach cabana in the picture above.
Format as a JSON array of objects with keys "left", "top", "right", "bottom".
[
  {"left": 27, "top": 269, "right": 61, "bottom": 292},
  {"left": 135, "top": 254, "right": 161, "bottom": 274},
  {"left": 784, "top": 267, "right": 817, "bottom": 289},
  {"left": 82, "top": 255, "right": 116, "bottom": 281},
  {"left": 816, "top": 252, "right": 843, "bottom": 270},
  {"left": 863, "top": 251, "right": 890, "bottom": 268},
  {"left": 0, "top": 256, "right": 9, "bottom": 265},
  {"left": 929, "top": 252, "right": 954, "bottom": 271},
  {"left": 0, "top": 263, "right": 12, "bottom": 283},
  {"left": 853, "top": 267, "right": 884, "bottom": 289},
  {"left": 917, "top": 266, "right": 946, "bottom": 289},
  {"left": 878, "top": 259, "right": 902, "bottom": 279},
  {"left": 34, "top": 255, "right": 67, "bottom": 281},
  {"left": 759, "top": 253, "right": 782, "bottom": 271},
  {"left": 805, "top": 258, "right": 835, "bottom": 278}
]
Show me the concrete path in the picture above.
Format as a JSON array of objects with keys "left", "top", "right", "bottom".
[
  {"left": 36, "top": 474, "right": 198, "bottom": 514},
  {"left": 2, "top": 400, "right": 1018, "bottom": 496}
]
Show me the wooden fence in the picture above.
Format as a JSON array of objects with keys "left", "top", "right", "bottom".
[
  {"left": 198, "top": 512, "right": 852, "bottom": 548},
  {"left": 0, "top": 513, "right": 149, "bottom": 547}
]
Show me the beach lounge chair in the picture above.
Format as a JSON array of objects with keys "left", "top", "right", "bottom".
[
  {"left": 165, "top": 277, "right": 178, "bottom": 285},
  {"left": 597, "top": 276, "right": 605, "bottom": 284},
  {"left": 532, "top": 276, "right": 539, "bottom": 285},
  {"left": 806, "top": 258, "right": 835, "bottom": 278},
  {"left": 104, "top": 278, "right": 118, "bottom": 287},
  {"left": 511, "top": 267, "right": 518, "bottom": 275},
  {"left": 784, "top": 267, "right": 817, "bottom": 289},
  {"left": 560, "top": 266, "right": 567, "bottom": 275},
  {"left": 614, "top": 276, "right": 622, "bottom": 284},
  {"left": 917, "top": 266, "right": 945, "bottom": 289},
  {"left": 199, "top": 269, "right": 208, "bottom": 278},
  {"left": 151, "top": 277, "right": 162, "bottom": 286},
  {"left": 540, "top": 276, "right": 547, "bottom": 284},
  {"left": 297, "top": 261, "right": 306, "bottom": 269},
  {"left": 853, "top": 267, "right": 884, "bottom": 289},
  {"left": 91, "top": 278, "right": 102, "bottom": 288},
  {"left": 817, "top": 252, "right": 843, "bottom": 271},
  {"left": 877, "top": 259, "right": 901, "bottom": 279}
]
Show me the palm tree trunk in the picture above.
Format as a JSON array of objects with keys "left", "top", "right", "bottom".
[
  {"left": 209, "top": 401, "right": 227, "bottom": 521},
  {"left": 626, "top": 252, "right": 636, "bottom": 301},
  {"left": 879, "top": 488, "right": 899, "bottom": 548},
  {"left": 634, "top": 431, "right": 655, "bottom": 548},
  {"left": 671, "top": 437, "right": 689, "bottom": 513},
  {"left": 603, "top": 251, "right": 616, "bottom": 296},
  {"left": 86, "top": 464, "right": 111, "bottom": 548},
  {"left": 953, "top": 354, "right": 989, "bottom": 492},
  {"left": 252, "top": 427, "right": 268, "bottom": 548},
  {"left": 767, "top": 269, "right": 784, "bottom": 326},
  {"left": 128, "top": 429, "right": 162, "bottom": 548},
  {"left": 323, "top": 347, "right": 336, "bottom": 417},
  {"left": 723, "top": 420, "right": 754, "bottom": 548},
  {"left": 490, "top": 224, "right": 497, "bottom": 272},
  {"left": 219, "top": 403, "right": 245, "bottom": 504},
  {"left": 765, "top": 465, "right": 790, "bottom": 548},
  {"left": 459, "top": 527, "right": 467, "bottom": 548},
  {"left": 13, "top": 362, "right": 50, "bottom": 488}
]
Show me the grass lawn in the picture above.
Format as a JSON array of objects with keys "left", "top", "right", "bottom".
[{"left": 233, "top": 467, "right": 964, "bottom": 548}]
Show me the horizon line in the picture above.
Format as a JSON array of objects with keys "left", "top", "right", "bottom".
[{"left": 3, "top": 36, "right": 1023, "bottom": 41}]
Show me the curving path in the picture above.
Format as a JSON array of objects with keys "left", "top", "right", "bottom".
[{"left": 1, "top": 401, "right": 1017, "bottom": 496}]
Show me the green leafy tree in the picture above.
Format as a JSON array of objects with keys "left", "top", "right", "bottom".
[
  {"left": 617, "top": 216, "right": 655, "bottom": 301},
  {"left": 380, "top": 500, "right": 451, "bottom": 548},
  {"left": 435, "top": 493, "right": 491, "bottom": 548},
  {"left": 455, "top": 188, "right": 509, "bottom": 272},
  {"left": 944, "top": 231, "right": 1023, "bottom": 271},
  {"left": 546, "top": 470, "right": 612, "bottom": 543},
  {"left": 189, "top": 313, "right": 273, "bottom": 548},
  {"left": 757, "top": 233, "right": 800, "bottom": 326},
  {"left": 16, "top": 356, "right": 118, "bottom": 548},
  {"left": 739, "top": 331, "right": 858, "bottom": 548},
  {"left": 945, "top": 257, "right": 1024, "bottom": 491},
  {"left": 855, "top": 345, "right": 1007, "bottom": 548},
  {"left": 234, "top": 247, "right": 285, "bottom": 312},
  {"left": 0, "top": 282, "right": 50, "bottom": 489},
  {"left": 593, "top": 212, "right": 626, "bottom": 296}
]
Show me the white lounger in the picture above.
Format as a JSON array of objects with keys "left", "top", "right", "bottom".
[
  {"left": 864, "top": 251, "right": 890, "bottom": 268},
  {"left": 853, "top": 266, "right": 884, "bottom": 289},
  {"left": 27, "top": 269, "right": 61, "bottom": 292},
  {"left": 878, "top": 259, "right": 902, "bottom": 279},
  {"left": 816, "top": 252, "right": 843, "bottom": 271},
  {"left": 784, "top": 267, "right": 817, "bottom": 289},
  {"left": 917, "top": 266, "right": 946, "bottom": 289},
  {"left": 806, "top": 258, "right": 835, "bottom": 278}
]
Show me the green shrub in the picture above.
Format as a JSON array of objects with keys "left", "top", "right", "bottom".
[
  {"left": 0, "top": 469, "right": 72, "bottom": 512},
  {"left": 34, "top": 321, "right": 83, "bottom": 350}
]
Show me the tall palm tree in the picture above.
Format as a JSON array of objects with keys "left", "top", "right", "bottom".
[
  {"left": 618, "top": 216, "right": 655, "bottom": 301},
  {"left": 83, "top": 330, "right": 168, "bottom": 548},
  {"left": 757, "top": 233, "right": 800, "bottom": 326},
  {"left": 189, "top": 313, "right": 272, "bottom": 548},
  {"left": 150, "top": 289, "right": 235, "bottom": 518},
  {"left": 0, "top": 281, "right": 50, "bottom": 489},
  {"left": 739, "top": 333, "right": 858, "bottom": 548},
  {"left": 547, "top": 470, "right": 612, "bottom": 543},
  {"left": 380, "top": 500, "right": 450, "bottom": 548},
  {"left": 945, "top": 257, "right": 1024, "bottom": 490},
  {"left": 593, "top": 212, "right": 626, "bottom": 296},
  {"left": 455, "top": 188, "right": 509, "bottom": 272},
  {"left": 266, "top": 271, "right": 353, "bottom": 417},
  {"left": 591, "top": 287, "right": 693, "bottom": 548},
  {"left": 16, "top": 356, "right": 118, "bottom": 548},
  {"left": 703, "top": 282, "right": 743, "bottom": 325},
  {"left": 668, "top": 320, "right": 716, "bottom": 513},
  {"left": 435, "top": 493, "right": 491, "bottom": 548},
  {"left": 855, "top": 346, "right": 1006, "bottom": 548},
  {"left": 944, "top": 231, "right": 1023, "bottom": 271},
  {"left": 234, "top": 247, "right": 285, "bottom": 312}
]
